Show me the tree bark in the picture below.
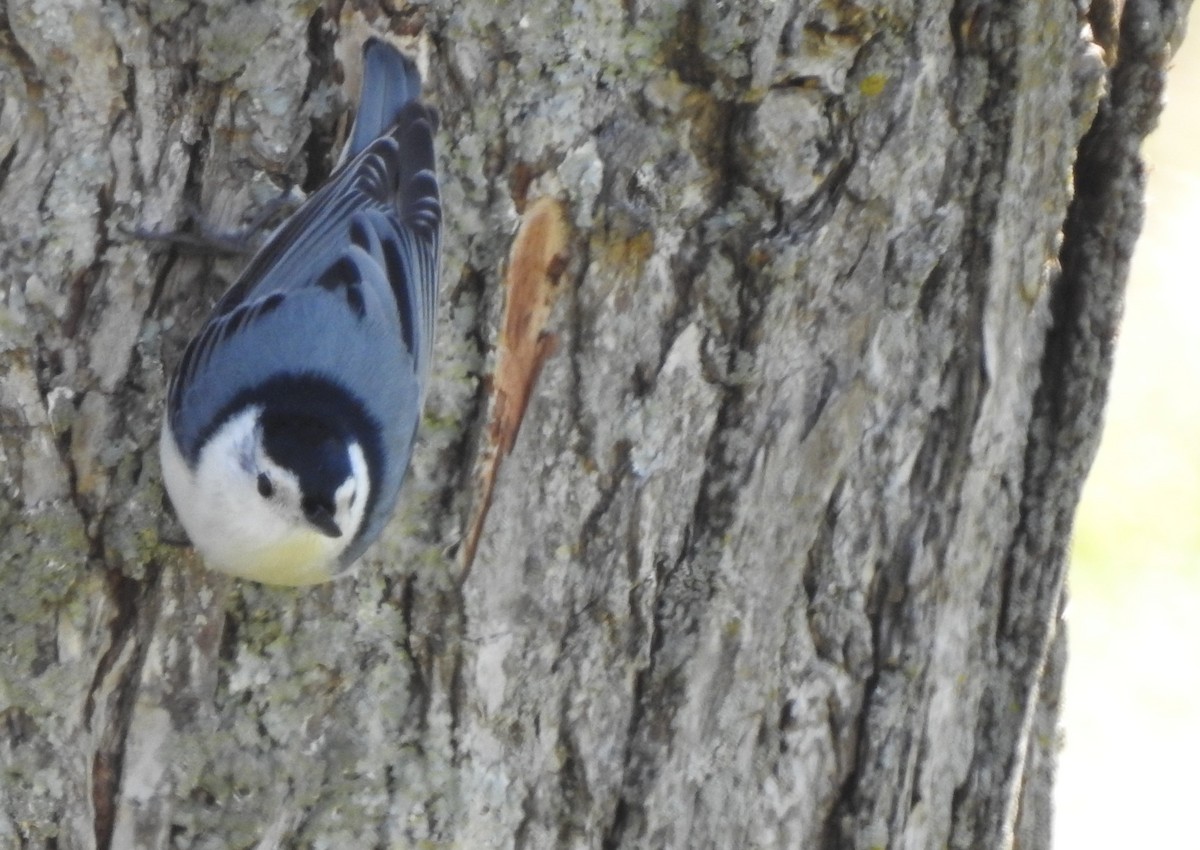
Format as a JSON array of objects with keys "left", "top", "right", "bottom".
[{"left": 0, "top": 1, "right": 1185, "bottom": 848}]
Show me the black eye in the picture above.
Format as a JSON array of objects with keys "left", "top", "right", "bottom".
[{"left": 256, "top": 473, "right": 274, "bottom": 498}]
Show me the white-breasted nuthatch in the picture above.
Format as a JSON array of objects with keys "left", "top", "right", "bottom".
[{"left": 160, "top": 39, "right": 441, "bottom": 585}]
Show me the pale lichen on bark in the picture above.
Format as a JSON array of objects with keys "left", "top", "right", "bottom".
[{"left": 0, "top": 1, "right": 1189, "bottom": 849}]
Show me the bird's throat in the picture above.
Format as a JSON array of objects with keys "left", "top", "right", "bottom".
[{"left": 224, "top": 531, "right": 340, "bottom": 586}]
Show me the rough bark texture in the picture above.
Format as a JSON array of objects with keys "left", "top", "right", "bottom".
[{"left": 0, "top": 1, "right": 1187, "bottom": 849}]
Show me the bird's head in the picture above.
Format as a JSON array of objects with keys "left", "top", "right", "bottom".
[{"left": 172, "top": 405, "right": 371, "bottom": 585}]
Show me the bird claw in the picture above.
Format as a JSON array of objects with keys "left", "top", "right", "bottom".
[{"left": 122, "top": 187, "right": 306, "bottom": 257}]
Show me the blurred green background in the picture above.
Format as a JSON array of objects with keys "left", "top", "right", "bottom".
[{"left": 1055, "top": 27, "right": 1200, "bottom": 849}]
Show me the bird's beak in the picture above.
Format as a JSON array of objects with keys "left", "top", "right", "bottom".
[{"left": 304, "top": 503, "right": 342, "bottom": 538}]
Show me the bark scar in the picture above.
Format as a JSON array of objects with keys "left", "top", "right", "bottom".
[{"left": 460, "top": 197, "right": 570, "bottom": 573}]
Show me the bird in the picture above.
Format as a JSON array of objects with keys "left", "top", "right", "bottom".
[{"left": 160, "top": 39, "right": 441, "bottom": 586}]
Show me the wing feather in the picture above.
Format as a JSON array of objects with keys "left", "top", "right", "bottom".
[{"left": 167, "top": 47, "right": 441, "bottom": 465}]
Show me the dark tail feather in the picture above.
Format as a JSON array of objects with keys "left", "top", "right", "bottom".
[{"left": 345, "top": 38, "right": 423, "bottom": 161}]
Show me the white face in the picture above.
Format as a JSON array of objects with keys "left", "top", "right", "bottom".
[{"left": 160, "top": 407, "right": 370, "bottom": 585}]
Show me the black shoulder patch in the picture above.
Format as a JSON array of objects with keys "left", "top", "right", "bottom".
[
  {"left": 258, "top": 291, "right": 285, "bottom": 316},
  {"left": 349, "top": 217, "right": 371, "bottom": 252},
  {"left": 317, "top": 256, "right": 361, "bottom": 291},
  {"left": 315, "top": 257, "right": 367, "bottom": 319}
]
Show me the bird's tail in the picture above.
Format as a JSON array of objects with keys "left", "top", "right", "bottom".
[{"left": 344, "top": 38, "right": 424, "bottom": 163}]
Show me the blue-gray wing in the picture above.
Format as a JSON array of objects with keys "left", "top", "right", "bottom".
[{"left": 167, "top": 70, "right": 440, "bottom": 463}]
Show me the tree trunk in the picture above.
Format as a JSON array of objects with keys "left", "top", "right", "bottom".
[{"left": 0, "top": 1, "right": 1184, "bottom": 848}]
